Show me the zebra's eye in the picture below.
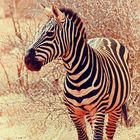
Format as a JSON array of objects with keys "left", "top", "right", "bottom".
[{"left": 46, "top": 31, "right": 55, "bottom": 37}]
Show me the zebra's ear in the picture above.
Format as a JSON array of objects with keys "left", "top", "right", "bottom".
[
  {"left": 51, "top": 4, "right": 65, "bottom": 22},
  {"left": 40, "top": 3, "right": 54, "bottom": 18}
]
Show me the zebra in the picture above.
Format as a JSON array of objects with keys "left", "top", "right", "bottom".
[{"left": 24, "top": 4, "right": 131, "bottom": 140}]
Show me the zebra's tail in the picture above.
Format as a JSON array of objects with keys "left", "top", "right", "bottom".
[{"left": 122, "top": 104, "right": 128, "bottom": 127}]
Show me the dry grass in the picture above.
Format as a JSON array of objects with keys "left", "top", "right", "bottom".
[
  {"left": 0, "top": 0, "right": 140, "bottom": 140},
  {"left": 0, "top": 93, "right": 140, "bottom": 140}
]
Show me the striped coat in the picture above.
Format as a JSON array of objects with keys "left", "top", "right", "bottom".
[{"left": 24, "top": 5, "right": 131, "bottom": 140}]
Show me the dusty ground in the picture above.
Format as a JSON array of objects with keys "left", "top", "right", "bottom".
[
  {"left": 0, "top": 18, "right": 140, "bottom": 140},
  {"left": 0, "top": 93, "right": 140, "bottom": 140}
]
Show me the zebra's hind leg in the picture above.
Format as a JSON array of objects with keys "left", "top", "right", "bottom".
[
  {"left": 106, "top": 108, "right": 122, "bottom": 140},
  {"left": 70, "top": 113, "right": 89, "bottom": 140}
]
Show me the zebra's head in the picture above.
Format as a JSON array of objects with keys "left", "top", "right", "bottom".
[{"left": 24, "top": 4, "right": 67, "bottom": 71}]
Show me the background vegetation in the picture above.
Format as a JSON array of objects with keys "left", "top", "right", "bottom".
[{"left": 0, "top": 0, "right": 139, "bottom": 140}]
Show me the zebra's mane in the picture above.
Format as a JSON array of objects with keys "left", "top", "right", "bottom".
[
  {"left": 60, "top": 7, "right": 86, "bottom": 38},
  {"left": 60, "top": 8, "right": 81, "bottom": 22}
]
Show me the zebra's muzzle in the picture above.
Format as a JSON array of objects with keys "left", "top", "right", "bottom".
[{"left": 24, "top": 48, "right": 42, "bottom": 71}]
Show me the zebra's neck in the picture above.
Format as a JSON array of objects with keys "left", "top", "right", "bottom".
[
  {"left": 63, "top": 39, "right": 90, "bottom": 70},
  {"left": 62, "top": 34, "right": 95, "bottom": 89}
]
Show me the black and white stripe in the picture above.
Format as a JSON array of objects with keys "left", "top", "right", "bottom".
[{"left": 25, "top": 7, "right": 131, "bottom": 140}]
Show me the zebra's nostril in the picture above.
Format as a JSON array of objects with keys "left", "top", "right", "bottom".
[{"left": 27, "top": 48, "right": 35, "bottom": 58}]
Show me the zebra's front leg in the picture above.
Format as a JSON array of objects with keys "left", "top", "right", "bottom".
[
  {"left": 87, "top": 95, "right": 108, "bottom": 140},
  {"left": 106, "top": 108, "right": 122, "bottom": 140},
  {"left": 93, "top": 111, "right": 106, "bottom": 140},
  {"left": 87, "top": 108, "right": 106, "bottom": 140},
  {"left": 70, "top": 113, "right": 89, "bottom": 140}
]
